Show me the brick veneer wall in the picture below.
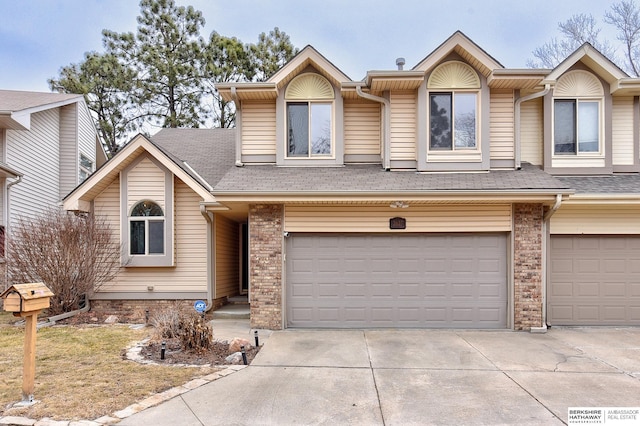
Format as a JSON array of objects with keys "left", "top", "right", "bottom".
[
  {"left": 88, "top": 298, "right": 225, "bottom": 322},
  {"left": 513, "top": 203, "right": 544, "bottom": 330},
  {"left": 249, "top": 204, "right": 283, "bottom": 329}
]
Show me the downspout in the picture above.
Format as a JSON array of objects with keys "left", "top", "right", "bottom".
[
  {"left": 5, "top": 174, "right": 22, "bottom": 224},
  {"left": 356, "top": 85, "right": 391, "bottom": 170},
  {"left": 535, "top": 193, "right": 563, "bottom": 333},
  {"left": 200, "top": 204, "right": 215, "bottom": 312},
  {"left": 231, "top": 87, "right": 243, "bottom": 167},
  {"left": 514, "top": 84, "right": 550, "bottom": 169}
]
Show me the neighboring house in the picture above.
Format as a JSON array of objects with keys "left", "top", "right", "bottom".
[
  {"left": 0, "top": 90, "right": 104, "bottom": 264},
  {"left": 64, "top": 31, "right": 640, "bottom": 330}
]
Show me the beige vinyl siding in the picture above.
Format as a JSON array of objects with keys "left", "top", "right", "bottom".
[
  {"left": 241, "top": 101, "right": 276, "bottom": 156},
  {"left": 285, "top": 204, "right": 512, "bottom": 233},
  {"left": 215, "top": 215, "right": 240, "bottom": 298},
  {"left": 520, "top": 97, "right": 543, "bottom": 166},
  {"left": 126, "top": 157, "right": 166, "bottom": 212},
  {"left": 490, "top": 89, "right": 514, "bottom": 160},
  {"left": 344, "top": 99, "right": 381, "bottom": 155},
  {"left": 59, "top": 104, "right": 78, "bottom": 198},
  {"left": 612, "top": 96, "right": 634, "bottom": 166},
  {"left": 6, "top": 109, "right": 60, "bottom": 227},
  {"left": 96, "top": 178, "right": 208, "bottom": 294},
  {"left": 551, "top": 205, "right": 640, "bottom": 234},
  {"left": 552, "top": 157, "right": 606, "bottom": 168},
  {"left": 390, "top": 91, "right": 416, "bottom": 160}
]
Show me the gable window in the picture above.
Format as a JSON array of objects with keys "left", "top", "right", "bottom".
[
  {"left": 552, "top": 70, "right": 603, "bottom": 156},
  {"left": 129, "top": 200, "right": 164, "bottom": 255},
  {"left": 430, "top": 92, "right": 477, "bottom": 150},
  {"left": 285, "top": 73, "right": 335, "bottom": 159},
  {"left": 79, "top": 153, "right": 94, "bottom": 183},
  {"left": 427, "top": 61, "right": 481, "bottom": 152}
]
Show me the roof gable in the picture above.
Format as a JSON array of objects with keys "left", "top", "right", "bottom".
[
  {"left": 267, "top": 45, "right": 351, "bottom": 89},
  {"left": 544, "top": 43, "right": 628, "bottom": 86},
  {"left": 63, "top": 133, "right": 219, "bottom": 211},
  {"left": 413, "top": 31, "right": 503, "bottom": 77},
  {"left": 0, "top": 90, "right": 84, "bottom": 130}
]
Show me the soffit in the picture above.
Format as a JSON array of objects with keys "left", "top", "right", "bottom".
[
  {"left": 413, "top": 32, "right": 503, "bottom": 78},
  {"left": 488, "top": 69, "right": 548, "bottom": 90}
]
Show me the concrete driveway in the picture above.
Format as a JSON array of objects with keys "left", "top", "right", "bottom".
[{"left": 121, "top": 327, "right": 640, "bottom": 425}]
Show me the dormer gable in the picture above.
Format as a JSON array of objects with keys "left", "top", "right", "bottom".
[
  {"left": 268, "top": 45, "right": 351, "bottom": 89},
  {"left": 544, "top": 43, "right": 628, "bottom": 90},
  {"left": 413, "top": 31, "right": 503, "bottom": 77}
]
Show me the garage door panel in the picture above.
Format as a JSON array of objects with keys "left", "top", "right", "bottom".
[
  {"left": 287, "top": 233, "right": 507, "bottom": 329},
  {"left": 549, "top": 235, "right": 640, "bottom": 326}
]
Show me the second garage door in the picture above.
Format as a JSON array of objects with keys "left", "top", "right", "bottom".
[
  {"left": 549, "top": 235, "right": 640, "bottom": 326},
  {"left": 286, "top": 233, "right": 507, "bottom": 328}
]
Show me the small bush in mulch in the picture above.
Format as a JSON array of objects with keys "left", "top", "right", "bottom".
[
  {"left": 143, "top": 302, "right": 260, "bottom": 366},
  {"left": 140, "top": 339, "right": 260, "bottom": 366}
]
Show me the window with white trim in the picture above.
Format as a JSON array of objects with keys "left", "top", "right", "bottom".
[
  {"left": 129, "top": 200, "right": 164, "bottom": 256},
  {"left": 79, "top": 153, "right": 94, "bottom": 183},
  {"left": 427, "top": 61, "right": 480, "bottom": 152},
  {"left": 285, "top": 73, "right": 334, "bottom": 158},
  {"left": 430, "top": 92, "right": 477, "bottom": 150},
  {"left": 552, "top": 70, "right": 603, "bottom": 156}
]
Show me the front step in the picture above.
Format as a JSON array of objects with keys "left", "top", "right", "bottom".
[
  {"left": 227, "top": 295, "right": 249, "bottom": 305},
  {"left": 212, "top": 298, "right": 250, "bottom": 319}
]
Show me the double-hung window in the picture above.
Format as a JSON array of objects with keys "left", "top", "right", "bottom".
[
  {"left": 552, "top": 70, "right": 603, "bottom": 156},
  {"left": 284, "top": 73, "right": 334, "bottom": 159},
  {"left": 430, "top": 92, "right": 477, "bottom": 150},
  {"left": 129, "top": 200, "right": 164, "bottom": 256}
]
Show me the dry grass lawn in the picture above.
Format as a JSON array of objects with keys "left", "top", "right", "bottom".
[{"left": 0, "top": 312, "right": 218, "bottom": 421}]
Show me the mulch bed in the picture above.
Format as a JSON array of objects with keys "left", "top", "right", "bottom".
[
  {"left": 140, "top": 338, "right": 261, "bottom": 366},
  {"left": 53, "top": 312, "right": 261, "bottom": 366}
]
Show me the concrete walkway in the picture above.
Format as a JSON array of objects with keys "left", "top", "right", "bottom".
[{"left": 120, "top": 326, "right": 640, "bottom": 425}]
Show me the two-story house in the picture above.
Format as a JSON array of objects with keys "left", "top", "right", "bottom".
[
  {"left": 63, "top": 31, "right": 640, "bottom": 330},
  {"left": 0, "top": 90, "right": 104, "bottom": 264}
]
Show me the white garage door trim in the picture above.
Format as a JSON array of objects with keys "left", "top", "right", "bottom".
[{"left": 286, "top": 233, "right": 508, "bottom": 329}]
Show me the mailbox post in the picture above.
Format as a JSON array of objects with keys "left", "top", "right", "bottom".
[{"left": 1, "top": 282, "right": 54, "bottom": 404}]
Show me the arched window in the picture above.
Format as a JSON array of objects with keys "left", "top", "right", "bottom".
[
  {"left": 553, "top": 70, "right": 603, "bottom": 155},
  {"left": 285, "top": 73, "right": 334, "bottom": 157},
  {"left": 129, "top": 200, "right": 164, "bottom": 255},
  {"left": 427, "top": 61, "right": 480, "bottom": 151}
]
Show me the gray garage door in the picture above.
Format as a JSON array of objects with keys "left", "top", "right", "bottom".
[
  {"left": 549, "top": 235, "right": 640, "bottom": 326},
  {"left": 286, "top": 233, "right": 507, "bottom": 328}
]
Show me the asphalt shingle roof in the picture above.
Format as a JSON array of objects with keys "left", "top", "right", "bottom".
[
  {"left": 150, "top": 128, "right": 572, "bottom": 195},
  {"left": 150, "top": 128, "right": 235, "bottom": 189},
  {"left": 214, "top": 162, "right": 570, "bottom": 193},
  {"left": 0, "top": 89, "right": 81, "bottom": 111},
  {"left": 556, "top": 175, "right": 640, "bottom": 194}
]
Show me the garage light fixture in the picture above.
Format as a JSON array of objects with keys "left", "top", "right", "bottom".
[{"left": 390, "top": 201, "right": 409, "bottom": 209}]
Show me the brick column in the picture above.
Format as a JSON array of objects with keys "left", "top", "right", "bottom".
[
  {"left": 513, "top": 203, "right": 544, "bottom": 330},
  {"left": 249, "top": 204, "right": 284, "bottom": 329}
]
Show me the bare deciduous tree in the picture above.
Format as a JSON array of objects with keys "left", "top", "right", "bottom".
[{"left": 6, "top": 208, "right": 121, "bottom": 315}]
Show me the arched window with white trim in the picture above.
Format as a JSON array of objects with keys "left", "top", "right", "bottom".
[
  {"left": 285, "top": 73, "right": 334, "bottom": 158},
  {"left": 553, "top": 70, "right": 604, "bottom": 155},
  {"left": 427, "top": 61, "right": 480, "bottom": 151},
  {"left": 129, "top": 200, "right": 164, "bottom": 255}
]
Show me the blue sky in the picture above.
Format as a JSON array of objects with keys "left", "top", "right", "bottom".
[{"left": 0, "top": 0, "right": 622, "bottom": 92}]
